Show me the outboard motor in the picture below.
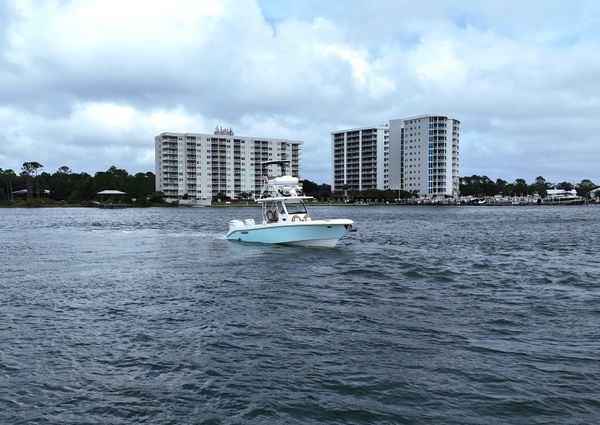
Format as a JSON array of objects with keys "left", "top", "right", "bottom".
[{"left": 229, "top": 219, "right": 244, "bottom": 230}]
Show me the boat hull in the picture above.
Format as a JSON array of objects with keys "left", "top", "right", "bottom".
[{"left": 227, "top": 220, "right": 353, "bottom": 247}]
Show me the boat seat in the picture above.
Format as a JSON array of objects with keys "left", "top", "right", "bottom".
[{"left": 266, "top": 210, "right": 278, "bottom": 223}]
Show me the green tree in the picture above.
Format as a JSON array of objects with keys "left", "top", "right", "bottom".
[
  {"left": 301, "top": 179, "right": 319, "bottom": 194},
  {"left": 495, "top": 178, "right": 507, "bottom": 195},
  {"left": 213, "top": 192, "right": 229, "bottom": 202},
  {"left": 531, "top": 176, "right": 551, "bottom": 197},
  {"left": 576, "top": 179, "right": 596, "bottom": 197},
  {"left": 482, "top": 176, "right": 497, "bottom": 196},
  {"left": 503, "top": 183, "right": 515, "bottom": 196},
  {"left": 126, "top": 172, "right": 155, "bottom": 202},
  {"left": 556, "top": 181, "right": 574, "bottom": 191},
  {"left": 57, "top": 166, "right": 72, "bottom": 174},
  {"left": 459, "top": 175, "right": 497, "bottom": 196},
  {"left": 93, "top": 166, "right": 129, "bottom": 194},
  {"left": 514, "top": 178, "right": 529, "bottom": 196},
  {"left": 49, "top": 166, "right": 76, "bottom": 201},
  {"left": 72, "top": 172, "right": 95, "bottom": 200},
  {"left": 0, "top": 168, "right": 18, "bottom": 200},
  {"left": 300, "top": 179, "right": 332, "bottom": 200},
  {"left": 459, "top": 175, "right": 481, "bottom": 196},
  {"left": 21, "top": 161, "right": 43, "bottom": 199}
]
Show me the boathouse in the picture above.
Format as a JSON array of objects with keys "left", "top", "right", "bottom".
[{"left": 96, "top": 189, "right": 127, "bottom": 208}]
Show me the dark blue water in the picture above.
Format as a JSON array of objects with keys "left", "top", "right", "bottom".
[{"left": 1, "top": 205, "right": 599, "bottom": 424}]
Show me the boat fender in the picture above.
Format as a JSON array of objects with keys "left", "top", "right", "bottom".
[{"left": 292, "top": 215, "right": 301, "bottom": 222}]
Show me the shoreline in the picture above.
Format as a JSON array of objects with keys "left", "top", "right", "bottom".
[{"left": 1, "top": 201, "right": 598, "bottom": 209}]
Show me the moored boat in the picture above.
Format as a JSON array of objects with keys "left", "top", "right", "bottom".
[{"left": 544, "top": 189, "right": 585, "bottom": 205}]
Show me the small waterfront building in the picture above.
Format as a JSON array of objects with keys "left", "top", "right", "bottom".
[
  {"left": 11, "top": 189, "right": 28, "bottom": 196},
  {"left": 155, "top": 128, "right": 302, "bottom": 204},
  {"left": 97, "top": 189, "right": 126, "bottom": 199},
  {"left": 588, "top": 188, "right": 600, "bottom": 199},
  {"left": 97, "top": 189, "right": 127, "bottom": 205},
  {"left": 11, "top": 188, "right": 51, "bottom": 197}
]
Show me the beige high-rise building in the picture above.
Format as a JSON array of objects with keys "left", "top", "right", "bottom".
[{"left": 155, "top": 129, "right": 302, "bottom": 204}]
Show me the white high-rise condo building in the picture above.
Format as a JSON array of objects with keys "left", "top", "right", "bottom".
[
  {"left": 331, "top": 125, "right": 389, "bottom": 192},
  {"left": 332, "top": 114, "right": 459, "bottom": 198},
  {"left": 389, "top": 115, "right": 460, "bottom": 197},
  {"left": 155, "top": 129, "right": 302, "bottom": 204}
]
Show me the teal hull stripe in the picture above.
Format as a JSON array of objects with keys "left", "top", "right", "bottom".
[{"left": 227, "top": 224, "right": 346, "bottom": 244}]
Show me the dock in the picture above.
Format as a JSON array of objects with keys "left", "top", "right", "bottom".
[{"left": 80, "top": 201, "right": 128, "bottom": 209}]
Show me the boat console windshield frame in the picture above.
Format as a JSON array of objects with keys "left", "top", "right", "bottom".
[{"left": 261, "top": 200, "right": 310, "bottom": 224}]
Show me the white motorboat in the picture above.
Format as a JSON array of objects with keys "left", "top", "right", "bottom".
[
  {"left": 544, "top": 189, "right": 585, "bottom": 205},
  {"left": 227, "top": 160, "right": 354, "bottom": 247}
]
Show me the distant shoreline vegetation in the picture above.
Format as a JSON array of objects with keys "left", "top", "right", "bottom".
[
  {"left": 0, "top": 163, "right": 598, "bottom": 206},
  {"left": 458, "top": 175, "right": 597, "bottom": 198},
  {"left": 0, "top": 164, "right": 160, "bottom": 207}
]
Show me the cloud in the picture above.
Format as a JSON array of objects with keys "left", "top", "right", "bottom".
[
  {"left": 0, "top": 0, "right": 599, "bottom": 184},
  {"left": 0, "top": 103, "right": 210, "bottom": 173}
]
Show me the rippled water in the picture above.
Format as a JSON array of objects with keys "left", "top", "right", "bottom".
[{"left": 1, "top": 205, "right": 599, "bottom": 424}]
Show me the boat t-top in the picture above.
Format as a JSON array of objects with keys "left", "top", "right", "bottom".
[{"left": 227, "top": 160, "right": 354, "bottom": 247}]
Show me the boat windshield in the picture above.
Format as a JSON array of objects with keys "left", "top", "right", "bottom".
[{"left": 285, "top": 202, "right": 307, "bottom": 214}]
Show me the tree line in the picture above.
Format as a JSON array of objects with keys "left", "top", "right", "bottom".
[
  {"left": 301, "top": 180, "right": 415, "bottom": 201},
  {"left": 0, "top": 163, "right": 156, "bottom": 204},
  {"left": 0, "top": 162, "right": 407, "bottom": 204},
  {"left": 1, "top": 162, "right": 597, "bottom": 204},
  {"left": 459, "top": 175, "right": 598, "bottom": 198}
]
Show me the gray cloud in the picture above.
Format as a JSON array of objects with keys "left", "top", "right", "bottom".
[{"left": 0, "top": 0, "right": 599, "bottom": 185}]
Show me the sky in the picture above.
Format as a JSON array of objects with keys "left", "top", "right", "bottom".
[{"left": 1, "top": 0, "right": 599, "bottom": 184}]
